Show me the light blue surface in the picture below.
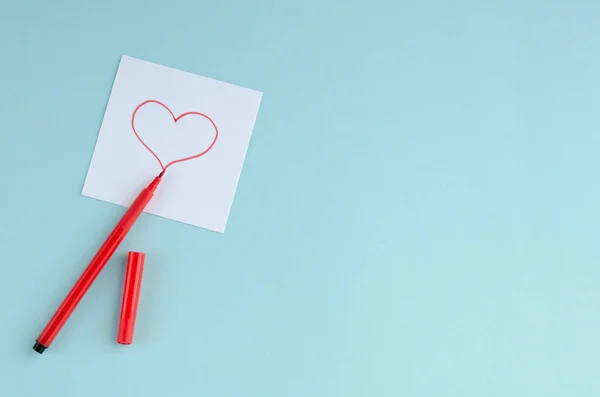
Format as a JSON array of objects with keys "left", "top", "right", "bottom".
[{"left": 1, "top": 0, "right": 600, "bottom": 395}]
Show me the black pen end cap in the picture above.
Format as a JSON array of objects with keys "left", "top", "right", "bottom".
[{"left": 33, "top": 341, "right": 47, "bottom": 354}]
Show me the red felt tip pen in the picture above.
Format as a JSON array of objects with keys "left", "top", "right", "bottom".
[{"left": 33, "top": 172, "right": 163, "bottom": 354}]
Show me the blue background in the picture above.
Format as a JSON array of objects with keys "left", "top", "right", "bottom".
[{"left": 1, "top": 0, "right": 600, "bottom": 395}]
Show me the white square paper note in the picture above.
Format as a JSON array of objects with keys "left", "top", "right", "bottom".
[{"left": 82, "top": 55, "right": 262, "bottom": 232}]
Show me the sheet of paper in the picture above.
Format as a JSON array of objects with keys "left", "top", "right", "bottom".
[{"left": 82, "top": 55, "right": 262, "bottom": 233}]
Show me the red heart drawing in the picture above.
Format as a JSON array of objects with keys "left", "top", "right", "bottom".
[{"left": 131, "top": 99, "right": 219, "bottom": 173}]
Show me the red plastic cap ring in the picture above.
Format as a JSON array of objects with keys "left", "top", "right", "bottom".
[{"left": 117, "top": 251, "right": 145, "bottom": 345}]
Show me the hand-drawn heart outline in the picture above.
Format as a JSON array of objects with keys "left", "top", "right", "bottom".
[{"left": 131, "top": 99, "right": 219, "bottom": 173}]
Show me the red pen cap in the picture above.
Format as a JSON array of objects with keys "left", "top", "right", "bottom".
[{"left": 117, "top": 251, "right": 145, "bottom": 345}]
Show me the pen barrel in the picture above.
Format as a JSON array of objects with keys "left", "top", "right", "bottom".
[
  {"left": 36, "top": 225, "right": 127, "bottom": 347},
  {"left": 35, "top": 177, "right": 161, "bottom": 352}
]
